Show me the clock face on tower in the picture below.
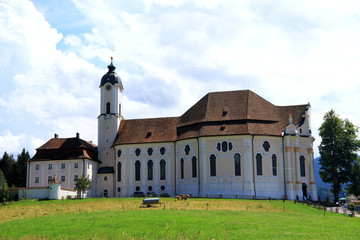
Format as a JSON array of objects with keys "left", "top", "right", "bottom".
[{"left": 105, "top": 84, "right": 112, "bottom": 91}]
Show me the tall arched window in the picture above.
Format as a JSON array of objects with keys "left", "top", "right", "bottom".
[
  {"left": 256, "top": 153, "right": 262, "bottom": 176},
  {"left": 160, "top": 159, "right": 166, "bottom": 180},
  {"left": 210, "top": 154, "right": 216, "bottom": 176},
  {"left": 117, "top": 162, "right": 121, "bottom": 182},
  {"left": 234, "top": 153, "right": 241, "bottom": 176},
  {"left": 180, "top": 158, "right": 184, "bottom": 179},
  {"left": 106, "top": 102, "right": 110, "bottom": 114},
  {"left": 135, "top": 160, "right": 141, "bottom": 181},
  {"left": 272, "top": 154, "right": 277, "bottom": 176},
  {"left": 147, "top": 160, "right": 153, "bottom": 181},
  {"left": 300, "top": 155, "right": 306, "bottom": 177},
  {"left": 192, "top": 156, "right": 197, "bottom": 178}
]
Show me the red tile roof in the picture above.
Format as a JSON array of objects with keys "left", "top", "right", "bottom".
[
  {"left": 30, "top": 137, "right": 99, "bottom": 162},
  {"left": 113, "top": 90, "right": 308, "bottom": 145}
]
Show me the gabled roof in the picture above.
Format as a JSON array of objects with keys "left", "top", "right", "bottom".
[
  {"left": 30, "top": 136, "right": 99, "bottom": 162},
  {"left": 113, "top": 90, "right": 309, "bottom": 145},
  {"left": 113, "top": 117, "right": 179, "bottom": 145}
]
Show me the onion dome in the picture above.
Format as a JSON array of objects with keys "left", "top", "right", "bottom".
[{"left": 100, "top": 57, "right": 123, "bottom": 88}]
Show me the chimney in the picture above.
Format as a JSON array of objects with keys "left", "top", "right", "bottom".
[
  {"left": 54, "top": 133, "right": 58, "bottom": 138},
  {"left": 76, "top": 132, "right": 80, "bottom": 138}
]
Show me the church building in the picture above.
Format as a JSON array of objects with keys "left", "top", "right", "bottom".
[{"left": 28, "top": 60, "right": 317, "bottom": 201}]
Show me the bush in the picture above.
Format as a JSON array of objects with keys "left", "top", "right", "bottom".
[{"left": 348, "top": 202, "right": 356, "bottom": 211}]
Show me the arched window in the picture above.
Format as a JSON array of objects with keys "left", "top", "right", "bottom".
[
  {"left": 103, "top": 189, "right": 108, "bottom": 198},
  {"left": 106, "top": 102, "right": 110, "bottom": 114},
  {"left": 300, "top": 155, "right": 306, "bottom": 177},
  {"left": 210, "top": 154, "right": 216, "bottom": 176},
  {"left": 180, "top": 158, "right": 184, "bottom": 179},
  {"left": 192, "top": 156, "right": 197, "bottom": 178},
  {"left": 117, "top": 162, "right": 122, "bottom": 182},
  {"left": 135, "top": 160, "right": 141, "bottom": 181},
  {"left": 234, "top": 153, "right": 241, "bottom": 176},
  {"left": 256, "top": 153, "right": 262, "bottom": 176},
  {"left": 117, "top": 149, "right": 121, "bottom": 158},
  {"left": 272, "top": 154, "right": 277, "bottom": 176},
  {"left": 160, "top": 159, "right": 166, "bottom": 180},
  {"left": 147, "top": 160, "right": 153, "bottom": 181}
]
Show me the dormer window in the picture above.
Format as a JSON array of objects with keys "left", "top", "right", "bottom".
[{"left": 222, "top": 108, "right": 228, "bottom": 117}]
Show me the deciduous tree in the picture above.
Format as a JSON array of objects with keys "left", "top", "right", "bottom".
[
  {"left": 318, "top": 109, "right": 360, "bottom": 203},
  {"left": 74, "top": 175, "right": 92, "bottom": 199},
  {"left": 346, "top": 158, "right": 360, "bottom": 196}
]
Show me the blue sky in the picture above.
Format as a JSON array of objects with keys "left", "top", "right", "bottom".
[{"left": 1, "top": 0, "right": 360, "bottom": 157}]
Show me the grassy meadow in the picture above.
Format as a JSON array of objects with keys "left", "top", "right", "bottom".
[{"left": 0, "top": 198, "right": 359, "bottom": 239}]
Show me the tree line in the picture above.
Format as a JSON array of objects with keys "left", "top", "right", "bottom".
[{"left": 0, "top": 148, "right": 30, "bottom": 190}]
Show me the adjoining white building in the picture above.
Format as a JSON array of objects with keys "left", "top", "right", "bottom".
[{"left": 28, "top": 60, "right": 317, "bottom": 201}]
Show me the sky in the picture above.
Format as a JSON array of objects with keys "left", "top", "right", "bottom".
[{"left": 1, "top": 0, "right": 360, "bottom": 158}]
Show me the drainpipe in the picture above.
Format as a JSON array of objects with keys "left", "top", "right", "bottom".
[
  {"left": 282, "top": 134, "right": 287, "bottom": 199},
  {"left": 27, "top": 161, "right": 30, "bottom": 187},
  {"left": 174, "top": 142, "right": 177, "bottom": 196},
  {"left": 82, "top": 158, "right": 85, "bottom": 198},
  {"left": 252, "top": 135, "right": 256, "bottom": 198},
  {"left": 196, "top": 137, "right": 200, "bottom": 197}
]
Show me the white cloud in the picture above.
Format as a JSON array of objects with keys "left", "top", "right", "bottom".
[{"left": 0, "top": 130, "right": 44, "bottom": 157}]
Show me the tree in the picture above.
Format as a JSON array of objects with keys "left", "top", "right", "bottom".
[
  {"left": 74, "top": 175, "right": 92, "bottom": 199},
  {"left": 318, "top": 109, "right": 360, "bottom": 203},
  {"left": 0, "top": 170, "right": 6, "bottom": 189},
  {"left": 0, "top": 152, "right": 16, "bottom": 187},
  {"left": 346, "top": 158, "right": 360, "bottom": 196},
  {"left": 14, "top": 149, "right": 30, "bottom": 187}
]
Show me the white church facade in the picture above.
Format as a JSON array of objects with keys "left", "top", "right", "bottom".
[{"left": 28, "top": 60, "right": 317, "bottom": 201}]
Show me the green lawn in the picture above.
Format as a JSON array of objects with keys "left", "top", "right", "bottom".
[{"left": 0, "top": 199, "right": 358, "bottom": 239}]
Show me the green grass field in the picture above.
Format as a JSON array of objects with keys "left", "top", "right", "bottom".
[{"left": 0, "top": 198, "right": 359, "bottom": 239}]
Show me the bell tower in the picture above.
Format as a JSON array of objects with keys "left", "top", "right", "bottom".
[{"left": 97, "top": 58, "right": 123, "bottom": 197}]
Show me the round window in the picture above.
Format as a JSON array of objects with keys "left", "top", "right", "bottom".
[
  {"left": 160, "top": 147, "right": 166, "bottom": 155},
  {"left": 136, "top": 186, "right": 140, "bottom": 191},
  {"left": 147, "top": 148, "right": 153, "bottom": 156},
  {"left": 160, "top": 185, "right": 165, "bottom": 191},
  {"left": 105, "top": 84, "right": 112, "bottom": 91},
  {"left": 148, "top": 186, "right": 153, "bottom": 191},
  {"left": 104, "top": 176, "right": 108, "bottom": 181},
  {"left": 263, "top": 141, "right": 270, "bottom": 152},
  {"left": 135, "top": 148, "right": 141, "bottom": 156}
]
